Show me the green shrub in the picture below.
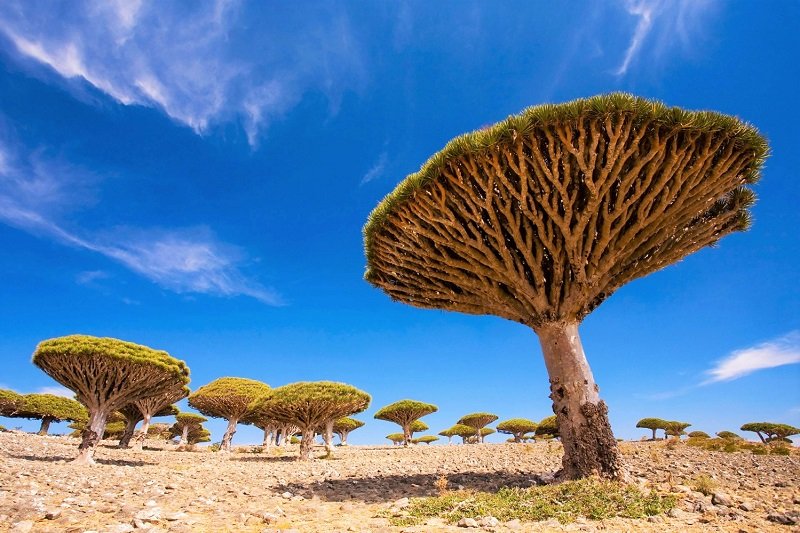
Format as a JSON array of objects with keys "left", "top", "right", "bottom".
[
  {"left": 209, "top": 442, "right": 221, "bottom": 452},
  {"left": 690, "top": 475, "right": 717, "bottom": 496}
]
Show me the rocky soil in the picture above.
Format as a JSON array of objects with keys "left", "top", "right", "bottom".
[{"left": 0, "top": 432, "right": 798, "bottom": 532}]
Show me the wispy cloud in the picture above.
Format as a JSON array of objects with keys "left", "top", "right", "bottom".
[
  {"left": 360, "top": 151, "right": 388, "bottom": 185},
  {"left": 703, "top": 332, "right": 800, "bottom": 384},
  {"left": 0, "top": 1, "right": 366, "bottom": 146},
  {"left": 36, "top": 386, "right": 73, "bottom": 398},
  {"left": 0, "top": 135, "right": 280, "bottom": 304},
  {"left": 615, "top": 0, "right": 716, "bottom": 76}
]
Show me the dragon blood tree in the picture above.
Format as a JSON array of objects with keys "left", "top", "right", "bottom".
[
  {"left": 374, "top": 399, "right": 438, "bottom": 446},
  {"left": 17, "top": 394, "right": 87, "bottom": 435},
  {"left": 412, "top": 435, "right": 439, "bottom": 445},
  {"left": 741, "top": 422, "right": 800, "bottom": 443},
  {"left": 170, "top": 423, "right": 211, "bottom": 445},
  {"left": 386, "top": 433, "right": 405, "bottom": 445},
  {"left": 452, "top": 423, "right": 479, "bottom": 443},
  {"left": 363, "top": 93, "right": 768, "bottom": 480},
  {"left": 171, "top": 413, "right": 208, "bottom": 446},
  {"left": 438, "top": 426, "right": 459, "bottom": 444},
  {"left": 497, "top": 418, "right": 538, "bottom": 443},
  {"left": 664, "top": 421, "right": 691, "bottom": 439},
  {"left": 129, "top": 387, "right": 188, "bottom": 451},
  {"left": 458, "top": 412, "right": 498, "bottom": 443},
  {"left": 535, "top": 415, "right": 559, "bottom": 440},
  {"left": 409, "top": 419, "right": 429, "bottom": 439},
  {"left": 188, "top": 377, "right": 270, "bottom": 452},
  {"left": 333, "top": 416, "right": 365, "bottom": 445},
  {"left": 636, "top": 418, "right": 668, "bottom": 440},
  {"left": 241, "top": 404, "right": 280, "bottom": 449},
  {"left": 118, "top": 403, "right": 179, "bottom": 448},
  {"left": 249, "top": 381, "right": 370, "bottom": 460},
  {"left": 33, "top": 335, "right": 190, "bottom": 464},
  {"left": 0, "top": 389, "right": 23, "bottom": 417}
]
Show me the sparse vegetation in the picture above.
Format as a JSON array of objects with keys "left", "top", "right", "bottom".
[
  {"left": 690, "top": 474, "right": 717, "bottom": 496},
  {"left": 385, "top": 478, "right": 676, "bottom": 526},
  {"left": 687, "top": 431, "right": 710, "bottom": 439},
  {"left": 412, "top": 435, "right": 439, "bottom": 445}
]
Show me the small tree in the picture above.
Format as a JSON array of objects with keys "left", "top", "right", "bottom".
[
  {"left": 716, "top": 431, "right": 742, "bottom": 440},
  {"left": 409, "top": 419, "right": 429, "bottom": 439},
  {"left": 664, "top": 421, "right": 691, "bottom": 439},
  {"left": 451, "top": 423, "right": 479, "bottom": 443},
  {"left": 333, "top": 417, "right": 365, "bottom": 445},
  {"left": 171, "top": 413, "right": 208, "bottom": 446},
  {"left": 118, "top": 403, "right": 179, "bottom": 448},
  {"left": 188, "top": 377, "right": 270, "bottom": 452},
  {"left": 248, "top": 381, "right": 370, "bottom": 460},
  {"left": 535, "top": 415, "right": 559, "bottom": 439},
  {"left": 103, "top": 421, "right": 128, "bottom": 440},
  {"left": 438, "top": 426, "right": 459, "bottom": 444},
  {"left": 128, "top": 387, "right": 188, "bottom": 451},
  {"left": 387, "top": 433, "right": 405, "bottom": 445},
  {"left": 497, "top": 418, "right": 538, "bottom": 443},
  {"left": 0, "top": 389, "right": 23, "bottom": 417},
  {"left": 636, "top": 418, "right": 668, "bottom": 441},
  {"left": 688, "top": 431, "right": 710, "bottom": 439},
  {"left": 457, "top": 413, "right": 498, "bottom": 443},
  {"left": 374, "top": 399, "right": 438, "bottom": 446},
  {"left": 363, "top": 94, "right": 767, "bottom": 479},
  {"left": 741, "top": 422, "right": 800, "bottom": 443},
  {"left": 412, "top": 435, "right": 439, "bottom": 445},
  {"left": 33, "top": 335, "right": 190, "bottom": 464},
  {"left": 15, "top": 394, "right": 87, "bottom": 435}
]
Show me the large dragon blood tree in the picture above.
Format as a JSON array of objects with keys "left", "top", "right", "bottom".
[
  {"left": 33, "top": 335, "right": 190, "bottom": 464},
  {"left": 188, "top": 377, "right": 270, "bottom": 452},
  {"left": 363, "top": 93, "right": 768, "bottom": 480},
  {"left": 17, "top": 393, "right": 87, "bottom": 435}
]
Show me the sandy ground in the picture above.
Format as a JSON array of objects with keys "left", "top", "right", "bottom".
[{"left": 0, "top": 432, "right": 798, "bottom": 532}]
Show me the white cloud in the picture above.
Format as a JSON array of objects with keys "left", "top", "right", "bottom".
[
  {"left": 36, "top": 386, "right": 73, "bottom": 398},
  {"left": 703, "top": 332, "right": 800, "bottom": 384},
  {"left": 0, "top": 0, "right": 366, "bottom": 145},
  {"left": 615, "top": 0, "right": 716, "bottom": 76},
  {"left": 360, "top": 151, "right": 388, "bottom": 185},
  {"left": 0, "top": 136, "right": 280, "bottom": 305}
]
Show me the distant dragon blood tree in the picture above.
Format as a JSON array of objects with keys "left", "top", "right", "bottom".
[
  {"left": 636, "top": 418, "right": 668, "bottom": 440},
  {"left": 188, "top": 377, "right": 270, "bottom": 452},
  {"left": 438, "top": 426, "right": 459, "bottom": 444},
  {"left": 363, "top": 93, "right": 767, "bottom": 480},
  {"left": 171, "top": 413, "right": 208, "bottom": 446},
  {"left": 0, "top": 389, "right": 23, "bottom": 417},
  {"left": 118, "top": 403, "right": 179, "bottom": 448},
  {"left": 374, "top": 399, "right": 438, "bottom": 447},
  {"left": 458, "top": 412, "right": 498, "bottom": 443},
  {"left": 664, "top": 421, "right": 691, "bottom": 439},
  {"left": 497, "top": 418, "right": 539, "bottom": 443},
  {"left": 741, "top": 422, "right": 800, "bottom": 443},
  {"left": 248, "top": 381, "right": 370, "bottom": 460},
  {"left": 128, "top": 387, "right": 187, "bottom": 451},
  {"left": 17, "top": 394, "right": 87, "bottom": 435},
  {"left": 333, "top": 417, "right": 365, "bottom": 445},
  {"left": 33, "top": 335, "right": 190, "bottom": 464},
  {"left": 535, "top": 415, "right": 559, "bottom": 440},
  {"left": 412, "top": 435, "right": 439, "bottom": 445}
]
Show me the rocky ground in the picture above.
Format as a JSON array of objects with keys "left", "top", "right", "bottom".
[{"left": 0, "top": 432, "right": 798, "bottom": 532}]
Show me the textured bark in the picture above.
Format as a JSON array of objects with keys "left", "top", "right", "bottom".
[
  {"left": 38, "top": 417, "right": 53, "bottom": 436},
  {"left": 118, "top": 418, "right": 138, "bottom": 448},
  {"left": 299, "top": 428, "right": 314, "bottom": 460},
  {"left": 221, "top": 418, "right": 237, "bottom": 452},
  {"left": 402, "top": 425, "right": 411, "bottom": 447},
  {"left": 338, "top": 430, "right": 349, "bottom": 446},
  {"left": 180, "top": 424, "right": 189, "bottom": 446},
  {"left": 74, "top": 409, "right": 108, "bottom": 465},
  {"left": 131, "top": 413, "right": 151, "bottom": 451},
  {"left": 323, "top": 420, "right": 335, "bottom": 457},
  {"left": 538, "top": 322, "right": 625, "bottom": 480}
]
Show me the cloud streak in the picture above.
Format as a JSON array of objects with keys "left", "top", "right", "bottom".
[
  {"left": 703, "top": 332, "right": 800, "bottom": 384},
  {"left": 615, "top": 0, "right": 716, "bottom": 76},
  {"left": 0, "top": 0, "right": 366, "bottom": 146},
  {"left": 360, "top": 151, "right": 388, "bottom": 185},
  {"left": 0, "top": 135, "right": 280, "bottom": 304}
]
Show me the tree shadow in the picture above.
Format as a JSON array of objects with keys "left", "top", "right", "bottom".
[
  {"left": 279, "top": 470, "right": 551, "bottom": 503},
  {"left": 8, "top": 453, "right": 154, "bottom": 467},
  {"left": 232, "top": 455, "right": 297, "bottom": 463}
]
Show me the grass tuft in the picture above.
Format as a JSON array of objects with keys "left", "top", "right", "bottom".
[{"left": 385, "top": 478, "right": 676, "bottom": 527}]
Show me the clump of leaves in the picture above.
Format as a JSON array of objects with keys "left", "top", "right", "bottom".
[
  {"left": 208, "top": 442, "right": 221, "bottom": 452},
  {"left": 690, "top": 475, "right": 717, "bottom": 496},
  {"left": 385, "top": 478, "right": 676, "bottom": 527}
]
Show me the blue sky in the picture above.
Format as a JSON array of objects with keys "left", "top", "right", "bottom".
[{"left": 1, "top": 1, "right": 798, "bottom": 446}]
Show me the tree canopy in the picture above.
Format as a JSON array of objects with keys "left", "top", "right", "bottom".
[
  {"left": 374, "top": 399, "right": 437, "bottom": 446},
  {"left": 333, "top": 417, "right": 365, "bottom": 433},
  {"left": 688, "top": 431, "right": 710, "bottom": 439},
  {"left": 457, "top": 412, "right": 499, "bottom": 430},
  {"left": 412, "top": 435, "right": 439, "bottom": 444},
  {"left": 0, "top": 389, "right": 23, "bottom": 417},
  {"left": 497, "top": 418, "right": 538, "bottom": 442},
  {"left": 409, "top": 419, "right": 429, "bottom": 433},
  {"left": 535, "top": 415, "right": 559, "bottom": 438},
  {"left": 716, "top": 431, "right": 742, "bottom": 440},
  {"left": 664, "top": 421, "right": 691, "bottom": 438},
  {"left": 16, "top": 394, "right": 87, "bottom": 435},
  {"left": 387, "top": 433, "right": 405, "bottom": 444},
  {"left": 32, "top": 335, "right": 190, "bottom": 464},
  {"left": 741, "top": 422, "right": 800, "bottom": 443},
  {"left": 188, "top": 377, "right": 269, "bottom": 421}
]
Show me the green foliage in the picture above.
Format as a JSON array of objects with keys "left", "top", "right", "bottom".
[
  {"left": 333, "top": 416, "right": 365, "bottom": 433},
  {"left": 438, "top": 427, "right": 458, "bottom": 438},
  {"left": 457, "top": 412, "right": 498, "bottom": 430},
  {"left": 687, "top": 431, "right": 710, "bottom": 439},
  {"left": 409, "top": 419, "right": 429, "bottom": 433},
  {"left": 17, "top": 393, "right": 87, "bottom": 423},
  {"left": 412, "top": 435, "right": 439, "bottom": 444},
  {"left": 175, "top": 412, "right": 207, "bottom": 426},
  {"left": 741, "top": 422, "right": 800, "bottom": 442},
  {"left": 716, "top": 431, "right": 742, "bottom": 440},
  {"left": 387, "top": 433, "right": 405, "bottom": 443},
  {"left": 449, "top": 424, "right": 479, "bottom": 438},
  {"left": 690, "top": 475, "right": 717, "bottom": 496},
  {"left": 248, "top": 381, "right": 370, "bottom": 431},
  {"left": 497, "top": 418, "right": 538, "bottom": 439},
  {"left": 188, "top": 377, "right": 270, "bottom": 421},
  {"left": 103, "top": 421, "right": 128, "bottom": 439},
  {"left": 289, "top": 436, "right": 300, "bottom": 444},
  {"left": 386, "top": 478, "right": 676, "bottom": 526},
  {"left": 535, "top": 415, "right": 559, "bottom": 438},
  {"left": 0, "top": 388, "right": 23, "bottom": 417},
  {"left": 209, "top": 442, "right": 221, "bottom": 452},
  {"left": 374, "top": 400, "right": 437, "bottom": 426},
  {"left": 664, "top": 421, "right": 691, "bottom": 437},
  {"left": 364, "top": 93, "right": 769, "bottom": 270},
  {"left": 635, "top": 418, "right": 668, "bottom": 431}
]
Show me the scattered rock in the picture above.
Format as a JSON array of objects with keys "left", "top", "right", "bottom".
[
  {"left": 281, "top": 491, "right": 293, "bottom": 499},
  {"left": 767, "top": 511, "right": 799, "bottom": 525},
  {"left": 738, "top": 501, "right": 755, "bottom": 512},
  {"left": 393, "top": 497, "right": 410, "bottom": 509},
  {"left": 44, "top": 509, "right": 62, "bottom": 520},
  {"left": 163, "top": 511, "right": 188, "bottom": 521},
  {"left": 457, "top": 517, "right": 479, "bottom": 528},
  {"left": 711, "top": 491, "right": 734, "bottom": 507},
  {"left": 667, "top": 508, "right": 695, "bottom": 519},
  {"left": 478, "top": 516, "right": 499, "bottom": 527},
  {"left": 10, "top": 521, "right": 34, "bottom": 533}
]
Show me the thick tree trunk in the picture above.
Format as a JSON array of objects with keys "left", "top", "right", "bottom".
[
  {"left": 537, "top": 322, "right": 626, "bottom": 481},
  {"left": 221, "top": 418, "right": 237, "bottom": 452},
  {"left": 447, "top": 436, "right": 452, "bottom": 445},
  {"left": 38, "top": 417, "right": 53, "bottom": 436},
  {"left": 119, "top": 418, "right": 138, "bottom": 448},
  {"left": 131, "top": 414, "right": 151, "bottom": 451},
  {"left": 74, "top": 408, "right": 108, "bottom": 465},
  {"left": 323, "top": 420, "right": 335, "bottom": 457},
  {"left": 179, "top": 424, "right": 189, "bottom": 446},
  {"left": 262, "top": 427, "right": 275, "bottom": 449},
  {"left": 339, "top": 431, "right": 349, "bottom": 446},
  {"left": 651, "top": 428, "right": 657, "bottom": 441},
  {"left": 402, "top": 425, "right": 411, "bottom": 447},
  {"left": 299, "top": 428, "right": 314, "bottom": 460}
]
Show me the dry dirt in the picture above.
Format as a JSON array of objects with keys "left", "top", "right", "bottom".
[{"left": 0, "top": 432, "right": 798, "bottom": 532}]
